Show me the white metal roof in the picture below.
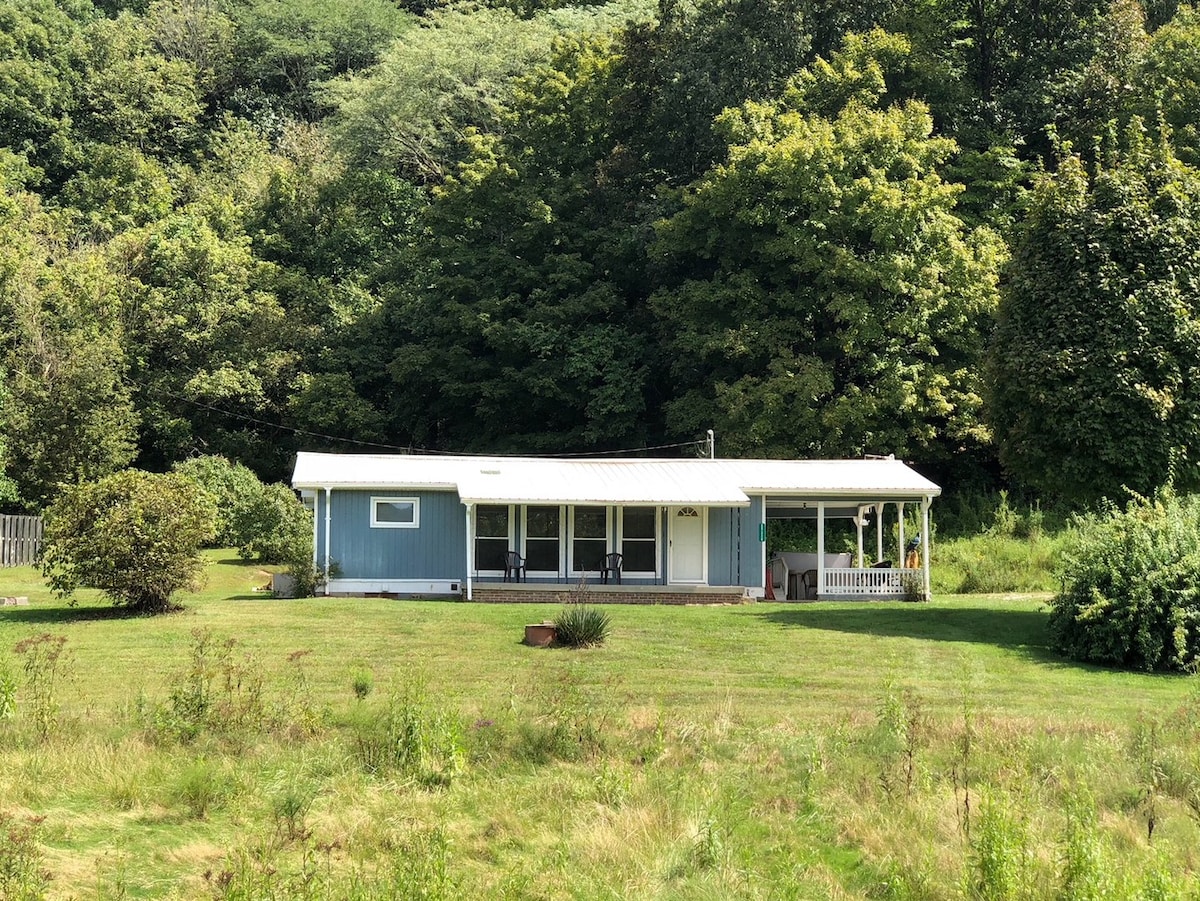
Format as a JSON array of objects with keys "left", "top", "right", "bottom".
[{"left": 292, "top": 452, "right": 940, "bottom": 505}]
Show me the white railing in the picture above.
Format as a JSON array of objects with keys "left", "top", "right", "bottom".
[{"left": 821, "top": 567, "right": 913, "bottom": 598}]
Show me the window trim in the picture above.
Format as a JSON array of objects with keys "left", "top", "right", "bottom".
[
  {"left": 522, "top": 504, "right": 564, "bottom": 577},
  {"left": 370, "top": 496, "right": 420, "bottom": 529},
  {"left": 618, "top": 505, "right": 660, "bottom": 578}
]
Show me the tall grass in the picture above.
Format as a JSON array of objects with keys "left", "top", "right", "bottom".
[
  {"left": 2, "top": 554, "right": 1200, "bottom": 898},
  {"left": 932, "top": 490, "right": 1069, "bottom": 594}
]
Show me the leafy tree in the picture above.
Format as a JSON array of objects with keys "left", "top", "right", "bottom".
[
  {"left": 1050, "top": 0, "right": 1150, "bottom": 159},
  {"left": 42, "top": 469, "right": 217, "bottom": 614},
  {"left": 172, "top": 454, "right": 263, "bottom": 547},
  {"left": 112, "top": 205, "right": 297, "bottom": 476},
  {"left": 74, "top": 13, "right": 201, "bottom": 152},
  {"left": 987, "top": 132, "right": 1200, "bottom": 506},
  {"left": 1049, "top": 488, "right": 1200, "bottom": 671},
  {"left": 0, "top": 369, "right": 18, "bottom": 507},
  {"left": 651, "top": 32, "right": 1005, "bottom": 461},
  {"left": 618, "top": 0, "right": 812, "bottom": 184},
  {"left": 0, "top": 178, "right": 138, "bottom": 509},
  {"left": 384, "top": 36, "right": 656, "bottom": 452},
  {"left": 227, "top": 0, "right": 411, "bottom": 122},
  {"left": 228, "top": 481, "right": 312, "bottom": 565},
  {"left": 1142, "top": 4, "right": 1200, "bottom": 166},
  {"left": 326, "top": 3, "right": 646, "bottom": 182}
]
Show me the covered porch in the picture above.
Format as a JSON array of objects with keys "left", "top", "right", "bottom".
[{"left": 766, "top": 497, "right": 932, "bottom": 601}]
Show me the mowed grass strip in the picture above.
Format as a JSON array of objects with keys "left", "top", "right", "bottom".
[{"left": 1, "top": 552, "right": 1198, "bottom": 899}]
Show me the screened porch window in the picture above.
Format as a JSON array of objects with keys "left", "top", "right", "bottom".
[
  {"left": 621, "top": 506, "right": 657, "bottom": 575},
  {"left": 475, "top": 505, "right": 511, "bottom": 573},
  {"left": 524, "top": 506, "right": 561, "bottom": 574},
  {"left": 571, "top": 506, "right": 608, "bottom": 573}
]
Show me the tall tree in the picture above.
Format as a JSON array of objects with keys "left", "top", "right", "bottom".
[
  {"left": 988, "top": 130, "right": 1200, "bottom": 505},
  {"left": 384, "top": 36, "right": 656, "bottom": 452},
  {"left": 651, "top": 31, "right": 1005, "bottom": 462},
  {"left": 0, "top": 172, "right": 138, "bottom": 509}
]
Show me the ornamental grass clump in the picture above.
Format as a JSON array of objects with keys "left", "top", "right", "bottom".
[{"left": 553, "top": 603, "right": 611, "bottom": 648}]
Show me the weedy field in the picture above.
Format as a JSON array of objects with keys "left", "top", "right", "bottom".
[{"left": 1, "top": 552, "right": 1198, "bottom": 900}]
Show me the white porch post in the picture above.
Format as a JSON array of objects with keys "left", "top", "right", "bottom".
[
  {"left": 921, "top": 496, "right": 932, "bottom": 599},
  {"left": 876, "top": 503, "right": 884, "bottom": 564},
  {"left": 323, "top": 487, "right": 332, "bottom": 595},
  {"left": 898, "top": 503, "right": 906, "bottom": 567},
  {"left": 855, "top": 508, "right": 865, "bottom": 568},
  {"left": 464, "top": 503, "right": 474, "bottom": 601},
  {"left": 816, "top": 501, "right": 826, "bottom": 598},
  {"left": 310, "top": 495, "right": 319, "bottom": 568}
]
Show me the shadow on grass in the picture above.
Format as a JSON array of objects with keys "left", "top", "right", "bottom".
[
  {"left": 756, "top": 603, "right": 1060, "bottom": 663},
  {"left": 0, "top": 603, "right": 142, "bottom": 626}
]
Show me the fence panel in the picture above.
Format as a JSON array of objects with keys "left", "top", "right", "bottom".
[{"left": 0, "top": 515, "right": 44, "bottom": 567}]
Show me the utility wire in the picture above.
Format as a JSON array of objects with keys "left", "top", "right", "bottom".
[{"left": 133, "top": 378, "right": 709, "bottom": 459}]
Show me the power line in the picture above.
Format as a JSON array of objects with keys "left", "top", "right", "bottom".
[{"left": 133, "top": 379, "right": 709, "bottom": 459}]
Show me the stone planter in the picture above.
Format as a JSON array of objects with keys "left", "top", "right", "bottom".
[{"left": 524, "top": 622, "right": 557, "bottom": 647}]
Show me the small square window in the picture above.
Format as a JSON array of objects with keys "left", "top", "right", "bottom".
[{"left": 371, "top": 496, "right": 420, "bottom": 528}]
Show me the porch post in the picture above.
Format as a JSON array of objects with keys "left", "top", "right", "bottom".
[
  {"left": 855, "top": 508, "right": 865, "bottom": 568},
  {"left": 464, "top": 503, "right": 474, "bottom": 601},
  {"left": 816, "top": 501, "right": 826, "bottom": 598},
  {"left": 898, "top": 503, "right": 906, "bottom": 567},
  {"left": 921, "top": 496, "right": 932, "bottom": 599},
  {"left": 323, "top": 487, "right": 332, "bottom": 595},
  {"left": 876, "top": 503, "right": 884, "bottom": 564},
  {"left": 310, "top": 494, "right": 319, "bottom": 569}
]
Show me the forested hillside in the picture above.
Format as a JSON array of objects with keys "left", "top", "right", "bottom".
[{"left": 3, "top": 0, "right": 1200, "bottom": 512}]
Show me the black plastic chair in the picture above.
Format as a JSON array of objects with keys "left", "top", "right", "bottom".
[
  {"left": 600, "top": 552, "right": 623, "bottom": 585},
  {"left": 503, "top": 550, "right": 526, "bottom": 583},
  {"left": 800, "top": 569, "right": 818, "bottom": 599}
]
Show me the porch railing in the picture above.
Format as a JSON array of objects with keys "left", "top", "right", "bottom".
[{"left": 821, "top": 567, "right": 915, "bottom": 598}]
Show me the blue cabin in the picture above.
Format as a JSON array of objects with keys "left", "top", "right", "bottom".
[{"left": 291, "top": 453, "right": 941, "bottom": 602}]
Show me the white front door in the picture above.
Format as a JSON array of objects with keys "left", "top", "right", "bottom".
[{"left": 669, "top": 506, "right": 706, "bottom": 583}]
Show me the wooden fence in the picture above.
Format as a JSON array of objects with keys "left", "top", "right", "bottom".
[{"left": 0, "top": 515, "right": 43, "bottom": 567}]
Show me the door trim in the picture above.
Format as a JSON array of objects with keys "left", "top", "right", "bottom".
[{"left": 668, "top": 506, "right": 707, "bottom": 584}]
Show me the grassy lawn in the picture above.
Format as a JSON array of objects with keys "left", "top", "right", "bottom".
[{"left": 2, "top": 553, "right": 1198, "bottom": 899}]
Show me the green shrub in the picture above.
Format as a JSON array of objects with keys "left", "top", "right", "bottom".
[
  {"left": 553, "top": 603, "right": 611, "bottom": 648},
  {"left": 1049, "top": 489, "right": 1200, "bottom": 672},
  {"left": 42, "top": 470, "right": 217, "bottom": 614},
  {"left": 230, "top": 482, "right": 312, "bottom": 566},
  {"left": 172, "top": 456, "right": 262, "bottom": 548}
]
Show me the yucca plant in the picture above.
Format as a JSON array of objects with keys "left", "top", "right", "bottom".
[{"left": 553, "top": 603, "right": 611, "bottom": 648}]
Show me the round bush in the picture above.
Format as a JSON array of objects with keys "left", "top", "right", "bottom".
[
  {"left": 42, "top": 469, "right": 217, "bottom": 613},
  {"left": 172, "top": 456, "right": 262, "bottom": 548},
  {"left": 1049, "top": 490, "right": 1200, "bottom": 672}
]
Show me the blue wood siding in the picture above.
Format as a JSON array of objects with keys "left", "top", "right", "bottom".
[
  {"left": 311, "top": 493, "right": 761, "bottom": 587},
  {"left": 707, "top": 499, "right": 762, "bottom": 587},
  {"left": 317, "top": 489, "right": 465, "bottom": 580}
]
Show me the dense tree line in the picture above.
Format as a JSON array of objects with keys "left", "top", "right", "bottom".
[{"left": 2, "top": 0, "right": 1200, "bottom": 512}]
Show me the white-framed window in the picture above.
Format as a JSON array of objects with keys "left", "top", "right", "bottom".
[
  {"left": 619, "top": 506, "right": 659, "bottom": 576},
  {"left": 570, "top": 505, "right": 610, "bottom": 574},
  {"left": 474, "top": 504, "right": 513, "bottom": 574},
  {"left": 523, "top": 505, "right": 563, "bottom": 576},
  {"left": 370, "top": 496, "right": 420, "bottom": 528}
]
